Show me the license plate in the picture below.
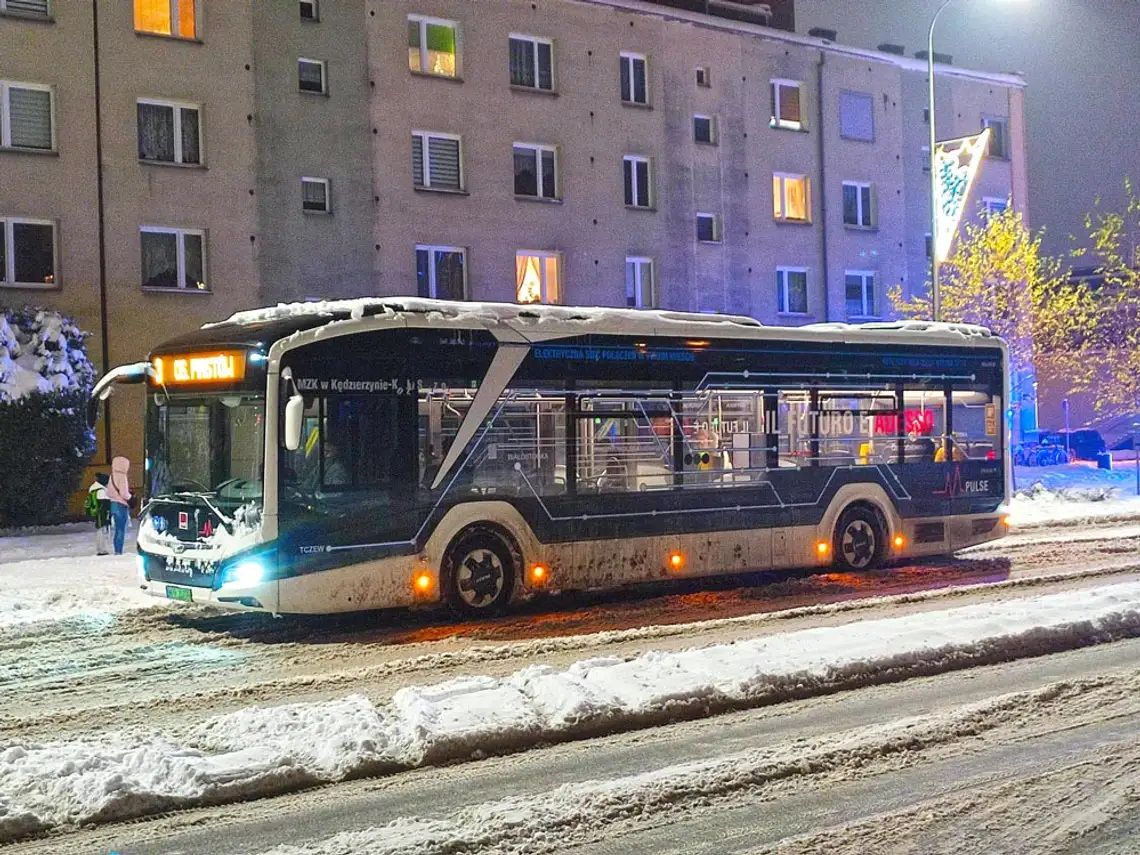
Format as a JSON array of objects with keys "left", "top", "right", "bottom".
[{"left": 165, "top": 585, "right": 193, "bottom": 603}]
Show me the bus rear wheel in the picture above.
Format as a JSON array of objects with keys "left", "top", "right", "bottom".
[
  {"left": 833, "top": 505, "right": 886, "bottom": 571},
  {"left": 442, "top": 526, "right": 518, "bottom": 617}
]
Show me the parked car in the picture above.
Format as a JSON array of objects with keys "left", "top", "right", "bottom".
[{"left": 1047, "top": 429, "right": 1106, "bottom": 461}]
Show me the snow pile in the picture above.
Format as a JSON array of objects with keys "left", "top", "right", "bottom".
[
  {"left": 259, "top": 682, "right": 1079, "bottom": 855},
  {"left": 1009, "top": 464, "right": 1140, "bottom": 528},
  {"left": 2, "top": 581, "right": 1140, "bottom": 841},
  {"left": 0, "top": 308, "right": 94, "bottom": 403}
]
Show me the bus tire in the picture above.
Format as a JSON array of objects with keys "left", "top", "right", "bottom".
[
  {"left": 832, "top": 504, "right": 886, "bottom": 572},
  {"left": 442, "top": 525, "right": 519, "bottom": 617}
]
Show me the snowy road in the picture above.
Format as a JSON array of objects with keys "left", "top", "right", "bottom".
[{"left": 2, "top": 502, "right": 1140, "bottom": 852}]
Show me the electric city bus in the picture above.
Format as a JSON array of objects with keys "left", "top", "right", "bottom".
[{"left": 90, "top": 298, "right": 1010, "bottom": 616}]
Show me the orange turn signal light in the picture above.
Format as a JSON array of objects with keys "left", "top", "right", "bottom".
[
  {"left": 413, "top": 571, "right": 434, "bottom": 593},
  {"left": 668, "top": 551, "right": 685, "bottom": 571},
  {"left": 816, "top": 541, "right": 830, "bottom": 556},
  {"left": 893, "top": 534, "right": 906, "bottom": 549},
  {"left": 529, "top": 563, "right": 548, "bottom": 584}
]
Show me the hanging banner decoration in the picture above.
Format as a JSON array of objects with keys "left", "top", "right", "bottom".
[{"left": 933, "top": 127, "right": 991, "bottom": 263}]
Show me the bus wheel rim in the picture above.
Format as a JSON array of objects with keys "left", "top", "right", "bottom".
[
  {"left": 841, "top": 520, "right": 876, "bottom": 568},
  {"left": 456, "top": 548, "right": 505, "bottom": 607}
]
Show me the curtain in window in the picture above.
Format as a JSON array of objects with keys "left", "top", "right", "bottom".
[
  {"left": 298, "top": 61, "right": 324, "bottom": 92},
  {"left": 177, "top": 0, "right": 196, "bottom": 38},
  {"left": 509, "top": 38, "right": 535, "bottom": 87},
  {"left": 435, "top": 250, "right": 465, "bottom": 300},
  {"left": 179, "top": 107, "right": 200, "bottom": 164},
  {"left": 8, "top": 87, "right": 51, "bottom": 149},
  {"left": 134, "top": 0, "right": 172, "bottom": 35},
  {"left": 516, "top": 255, "right": 542, "bottom": 303},
  {"left": 183, "top": 233, "right": 205, "bottom": 289},
  {"left": 788, "top": 272, "right": 807, "bottom": 313},
  {"left": 781, "top": 85, "right": 801, "bottom": 123},
  {"left": 785, "top": 178, "right": 807, "bottom": 220},
  {"left": 141, "top": 231, "right": 178, "bottom": 288},
  {"left": 138, "top": 103, "right": 174, "bottom": 161},
  {"left": 514, "top": 148, "right": 537, "bottom": 196},
  {"left": 537, "top": 42, "right": 553, "bottom": 90},
  {"left": 12, "top": 223, "right": 53, "bottom": 285},
  {"left": 302, "top": 180, "right": 327, "bottom": 211}
]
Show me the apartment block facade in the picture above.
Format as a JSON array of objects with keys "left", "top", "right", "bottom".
[{"left": 0, "top": 0, "right": 1026, "bottom": 466}]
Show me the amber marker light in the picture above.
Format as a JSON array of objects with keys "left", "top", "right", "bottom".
[
  {"left": 668, "top": 551, "right": 685, "bottom": 571},
  {"left": 413, "top": 571, "right": 434, "bottom": 594},
  {"left": 893, "top": 534, "right": 906, "bottom": 549},
  {"left": 816, "top": 541, "right": 830, "bottom": 556},
  {"left": 529, "top": 563, "right": 548, "bottom": 584}
]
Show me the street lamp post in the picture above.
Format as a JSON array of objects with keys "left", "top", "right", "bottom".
[{"left": 927, "top": 0, "right": 956, "bottom": 323}]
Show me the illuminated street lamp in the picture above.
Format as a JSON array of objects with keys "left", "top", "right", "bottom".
[{"left": 927, "top": 0, "right": 1024, "bottom": 321}]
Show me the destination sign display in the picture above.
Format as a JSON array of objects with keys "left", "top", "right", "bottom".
[{"left": 151, "top": 350, "right": 246, "bottom": 385}]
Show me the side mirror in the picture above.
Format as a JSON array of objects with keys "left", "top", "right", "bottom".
[{"left": 284, "top": 394, "right": 304, "bottom": 451}]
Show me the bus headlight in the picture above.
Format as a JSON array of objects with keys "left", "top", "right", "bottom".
[{"left": 226, "top": 560, "right": 266, "bottom": 588}]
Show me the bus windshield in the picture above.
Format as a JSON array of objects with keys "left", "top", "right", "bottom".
[{"left": 147, "top": 393, "right": 265, "bottom": 508}]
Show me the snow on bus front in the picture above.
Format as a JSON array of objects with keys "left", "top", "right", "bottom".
[{"left": 136, "top": 345, "right": 276, "bottom": 611}]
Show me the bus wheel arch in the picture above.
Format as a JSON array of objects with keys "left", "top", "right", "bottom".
[
  {"left": 831, "top": 500, "right": 889, "bottom": 571},
  {"left": 440, "top": 522, "right": 523, "bottom": 617}
]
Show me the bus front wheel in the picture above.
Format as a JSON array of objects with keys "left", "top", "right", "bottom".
[
  {"left": 832, "top": 505, "right": 886, "bottom": 572},
  {"left": 442, "top": 526, "right": 519, "bottom": 617}
]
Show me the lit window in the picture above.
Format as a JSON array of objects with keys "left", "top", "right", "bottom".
[
  {"left": 693, "top": 115, "right": 716, "bottom": 145},
  {"left": 516, "top": 251, "right": 561, "bottom": 304},
  {"left": 773, "top": 173, "right": 810, "bottom": 222},
  {"left": 842, "top": 181, "right": 875, "bottom": 228},
  {"left": 408, "top": 15, "right": 458, "bottom": 78},
  {"left": 298, "top": 58, "right": 327, "bottom": 94},
  {"left": 0, "top": 217, "right": 56, "bottom": 287},
  {"left": 301, "top": 177, "right": 330, "bottom": 213},
  {"left": 140, "top": 227, "right": 206, "bottom": 291},
  {"left": 0, "top": 81, "right": 53, "bottom": 150},
  {"left": 839, "top": 90, "right": 874, "bottom": 141},
  {"left": 623, "top": 155, "right": 652, "bottom": 208},
  {"left": 137, "top": 99, "right": 201, "bottom": 165},
  {"left": 513, "top": 143, "right": 558, "bottom": 199},
  {"left": 0, "top": 0, "right": 50, "bottom": 18},
  {"left": 982, "top": 116, "right": 1008, "bottom": 159},
  {"left": 416, "top": 245, "right": 466, "bottom": 300},
  {"left": 777, "top": 267, "right": 808, "bottom": 314},
  {"left": 509, "top": 34, "right": 553, "bottom": 91},
  {"left": 696, "top": 213, "right": 721, "bottom": 243},
  {"left": 845, "top": 271, "right": 876, "bottom": 318},
  {"left": 412, "top": 131, "right": 462, "bottom": 191},
  {"left": 134, "top": 0, "right": 196, "bottom": 39},
  {"left": 625, "top": 257, "right": 655, "bottom": 308},
  {"left": 770, "top": 79, "right": 802, "bottom": 130},
  {"left": 620, "top": 52, "right": 648, "bottom": 105},
  {"left": 299, "top": 0, "right": 318, "bottom": 21}
]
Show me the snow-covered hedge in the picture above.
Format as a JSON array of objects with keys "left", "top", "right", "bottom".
[{"left": 0, "top": 307, "right": 96, "bottom": 526}]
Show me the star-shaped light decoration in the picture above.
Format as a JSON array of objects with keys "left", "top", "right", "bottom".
[{"left": 933, "top": 127, "right": 992, "bottom": 263}]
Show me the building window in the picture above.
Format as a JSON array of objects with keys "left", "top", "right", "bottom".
[
  {"left": 299, "top": 0, "right": 318, "bottom": 21},
  {"left": 0, "top": 0, "right": 50, "bottom": 19},
  {"left": 693, "top": 115, "right": 716, "bottom": 145},
  {"left": 773, "top": 173, "right": 810, "bottom": 222},
  {"left": 298, "top": 58, "right": 327, "bottom": 94},
  {"left": 416, "top": 245, "right": 467, "bottom": 300},
  {"left": 623, "top": 155, "right": 652, "bottom": 208},
  {"left": 516, "top": 251, "right": 561, "bottom": 304},
  {"left": 133, "top": 0, "right": 196, "bottom": 39},
  {"left": 301, "top": 177, "right": 330, "bottom": 213},
  {"left": 625, "top": 257, "right": 655, "bottom": 308},
  {"left": 513, "top": 143, "right": 558, "bottom": 200},
  {"left": 408, "top": 15, "right": 458, "bottom": 78},
  {"left": 777, "top": 267, "right": 808, "bottom": 315},
  {"left": 0, "top": 82, "right": 53, "bottom": 151},
  {"left": 137, "top": 99, "right": 200, "bottom": 165},
  {"left": 839, "top": 90, "right": 874, "bottom": 141},
  {"left": 620, "top": 52, "right": 648, "bottom": 105},
  {"left": 140, "top": 227, "right": 206, "bottom": 291},
  {"left": 695, "top": 66, "right": 710, "bottom": 88},
  {"left": 412, "top": 131, "right": 462, "bottom": 191},
  {"left": 695, "top": 213, "right": 721, "bottom": 243},
  {"left": 770, "top": 79, "right": 803, "bottom": 130},
  {"left": 509, "top": 34, "right": 553, "bottom": 91},
  {"left": 842, "top": 181, "right": 875, "bottom": 228},
  {"left": 0, "top": 217, "right": 56, "bottom": 288},
  {"left": 982, "top": 116, "right": 1008, "bottom": 159},
  {"left": 982, "top": 197, "right": 1008, "bottom": 217},
  {"left": 845, "top": 271, "right": 876, "bottom": 318}
]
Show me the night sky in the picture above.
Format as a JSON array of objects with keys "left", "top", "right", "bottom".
[{"left": 796, "top": 0, "right": 1140, "bottom": 259}]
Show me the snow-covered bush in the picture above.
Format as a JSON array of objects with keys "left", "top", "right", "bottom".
[{"left": 0, "top": 307, "right": 96, "bottom": 526}]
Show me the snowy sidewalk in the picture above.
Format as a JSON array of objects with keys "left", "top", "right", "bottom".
[{"left": 3, "top": 580, "right": 1140, "bottom": 842}]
